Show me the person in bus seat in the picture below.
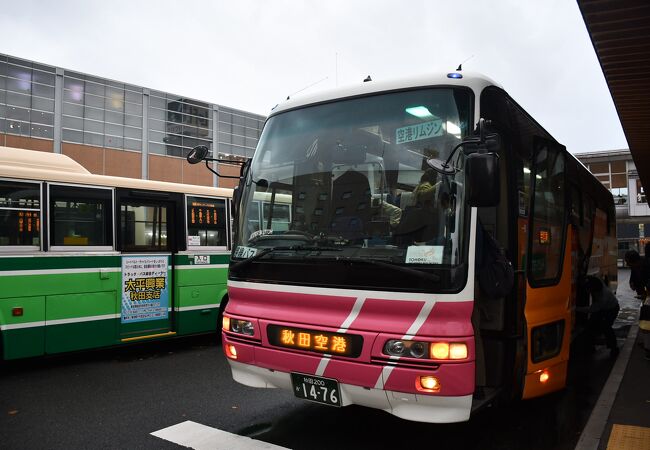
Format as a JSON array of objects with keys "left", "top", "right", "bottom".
[
  {"left": 577, "top": 275, "right": 620, "bottom": 357},
  {"left": 393, "top": 170, "right": 443, "bottom": 246}
]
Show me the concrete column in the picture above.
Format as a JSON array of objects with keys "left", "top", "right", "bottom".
[
  {"left": 53, "top": 67, "right": 64, "bottom": 153},
  {"left": 212, "top": 105, "right": 219, "bottom": 187},
  {"left": 142, "top": 88, "right": 149, "bottom": 179}
]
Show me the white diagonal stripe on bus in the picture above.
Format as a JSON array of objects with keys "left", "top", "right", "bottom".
[
  {"left": 403, "top": 300, "right": 436, "bottom": 338},
  {"left": 375, "top": 364, "right": 397, "bottom": 389},
  {"left": 315, "top": 295, "right": 366, "bottom": 376},
  {"left": 337, "top": 296, "right": 366, "bottom": 332},
  {"left": 0, "top": 268, "right": 121, "bottom": 276},
  {"left": 374, "top": 300, "right": 437, "bottom": 388},
  {"left": 315, "top": 355, "right": 332, "bottom": 376},
  {"left": 151, "top": 420, "right": 288, "bottom": 450}
]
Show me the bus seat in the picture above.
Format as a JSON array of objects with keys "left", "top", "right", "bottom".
[{"left": 400, "top": 192, "right": 415, "bottom": 209}]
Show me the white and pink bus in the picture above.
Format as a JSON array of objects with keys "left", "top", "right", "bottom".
[{"left": 202, "top": 72, "right": 616, "bottom": 423}]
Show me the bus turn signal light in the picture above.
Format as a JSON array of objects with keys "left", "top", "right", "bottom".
[
  {"left": 222, "top": 315, "right": 231, "bottom": 331},
  {"left": 429, "top": 342, "right": 467, "bottom": 360},
  {"left": 449, "top": 343, "right": 468, "bottom": 360},
  {"left": 12, "top": 307, "right": 23, "bottom": 317},
  {"left": 539, "top": 370, "right": 550, "bottom": 384}
]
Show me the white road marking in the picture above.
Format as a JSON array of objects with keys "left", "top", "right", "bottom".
[{"left": 151, "top": 420, "right": 289, "bottom": 450}]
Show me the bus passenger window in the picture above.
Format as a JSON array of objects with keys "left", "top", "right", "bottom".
[
  {"left": 50, "top": 186, "right": 113, "bottom": 248},
  {"left": 121, "top": 203, "right": 168, "bottom": 251},
  {"left": 529, "top": 145, "right": 566, "bottom": 283},
  {"left": 0, "top": 181, "right": 41, "bottom": 248},
  {"left": 187, "top": 196, "right": 227, "bottom": 247}
]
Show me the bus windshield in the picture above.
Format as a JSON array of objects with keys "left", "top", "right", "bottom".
[{"left": 234, "top": 87, "right": 473, "bottom": 291}]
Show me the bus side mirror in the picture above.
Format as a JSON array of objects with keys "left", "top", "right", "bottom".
[
  {"left": 232, "top": 160, "right": 250, "bottom": 221},
  {"left": 466, "top": 152, "right": 500, "bottom": 207},
  {"left": 187, "top": 145, "right": 209, "bottom": 164}
]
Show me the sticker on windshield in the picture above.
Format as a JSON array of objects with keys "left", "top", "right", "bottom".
[
  {"left": 250, "top": 229, "right": 273, "bottom": 240},
  {"left": 406, "top": 245, "right": 443, "bottom": 264},
  {"left": 396, "top": 119, "right": 444, "bottom": 144},
  {"left": 234, "top": 246, "right": 258, "bottom": 258}
]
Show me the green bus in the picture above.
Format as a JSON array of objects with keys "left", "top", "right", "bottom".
[{"left": 0, "top": 146, "right": 233, "bottom": 360}]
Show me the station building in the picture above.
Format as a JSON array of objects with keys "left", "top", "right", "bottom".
[
  {"left": 0, "top": 53, "right": 266, "bottom": 188},
  {"left": 576, "top": 149, "right": 650, "bottom": 263}
]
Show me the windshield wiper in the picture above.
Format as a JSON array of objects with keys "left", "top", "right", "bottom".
[
  {"left": 331, "top": 257, "right": 441, "bottom": 283},
  {"left": 230, "top": 245, "right": 342, "bottom": 272}
]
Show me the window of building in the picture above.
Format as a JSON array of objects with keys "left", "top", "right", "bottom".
[
  {"left": 0, "top": 56, "right": 56, "bottom": 141},
  {"left": 61, "top": 71, "right": 143, "bottom": 151},
  {"left": 611, "top": 187, "right": 628, "bottom": 205},
  {"left": 637, "top": 179, "right": 646, "bottom": 204},
  {"left": 0, "top": 180, "right": 41, "bottom": 248},
  {"left": 49, "top": 185, "right": 113, "bottom": 249},
  {"left": 186, "top": 196, "right": 227, "bottom": 248},
  {"left": 148, "top": 94, "right": 213, "bottom": 158}
]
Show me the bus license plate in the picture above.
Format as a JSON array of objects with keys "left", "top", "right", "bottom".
[{"left": 291, "top": 373, "right": 341, "bottom": 407}]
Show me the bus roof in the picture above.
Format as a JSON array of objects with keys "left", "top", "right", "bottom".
[
  {"left": 0, "top": 146, "right": 233, "bottom": 198},
  {"left": 270, "top": 71, "right": 501, "bottom": 117}
]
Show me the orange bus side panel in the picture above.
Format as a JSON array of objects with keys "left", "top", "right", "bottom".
[{"left": 522, "top": 230, "right": 573, "bottom": 399}]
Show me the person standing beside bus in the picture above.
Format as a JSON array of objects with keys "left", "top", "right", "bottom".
[
  {"left": 578, "top": 276, "right": 620, "bottom": 357},
  {"left": 625, "top": 250, "right": 648, "bottom": 300}
]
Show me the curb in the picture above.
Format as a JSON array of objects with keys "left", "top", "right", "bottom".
[{"left": 574, "top": 318, "right": 640, "bottom": 450}]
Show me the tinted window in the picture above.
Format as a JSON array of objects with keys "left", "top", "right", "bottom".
[
  {"left": 186, "top": 196, "right": 227, "bottom": 247},
  {"left": 0, "top": 181, "right": 40, "bottom": 247},
  {"left": 121, "top": 203, "right": 168, "bottom": 251},
  {"left": 529, "top": 142, "right": 566, "bottom": 283},
  {"left": 50, "top": 186, "right": 113, "bottom": 247}
]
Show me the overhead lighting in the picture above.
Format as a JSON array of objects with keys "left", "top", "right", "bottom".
[
  {"left": 405, "top": 106, "right": 433, "bottom": 119},
  {"left": 446, "top": 121, "right": 461, "bottom": 137},
  {"left": 523, "top": 167, "right": 531, "bottom": 174}
]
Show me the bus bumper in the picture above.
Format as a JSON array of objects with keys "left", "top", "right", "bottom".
[{"left": 225, "top": 342, "right": 474, "bottom": 423}]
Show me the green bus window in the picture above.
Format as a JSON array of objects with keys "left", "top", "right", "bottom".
[
  {"left": 186, "top": 196, "right": 227, "bottom": 247},
  {"left": 529, "top": 145, "right": 566, "bottom": 284},
  {"left": 121, "top": 203, "right": 168, "bottom": 251},
  {"left": 50, "top": 185, "right": 112, "bottom": 248},
  {"left": 0, "top": 180, "right": 41, "bottom": 247}
]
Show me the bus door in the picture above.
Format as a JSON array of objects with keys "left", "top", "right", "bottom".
[
  {"left": 522, "top": 139, "right": 572, "bottom": 399},
  {"left": 116, "top": 189, "right": 181, "bottom": 342}
]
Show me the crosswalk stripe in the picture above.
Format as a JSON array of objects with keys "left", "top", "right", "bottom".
[{"left": 151, "top": 420, "right": 289, "bottom": 450}]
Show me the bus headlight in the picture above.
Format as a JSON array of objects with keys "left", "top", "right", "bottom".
[
  {"left": 384, "top": 339, "right": 468, "bottom": 360},
  {"left": 385, "top": 340, "right": 406, "bottom": 356},
  {"left": 384, "top": 339, "right": 429, "bottom": 359},
  {"left": 224, "top": 315, "right": 255, "bottom": 336}
]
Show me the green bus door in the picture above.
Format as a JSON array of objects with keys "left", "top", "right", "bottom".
[{"left": 117, "top": 195, "right": 179, "bottom": 342}]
